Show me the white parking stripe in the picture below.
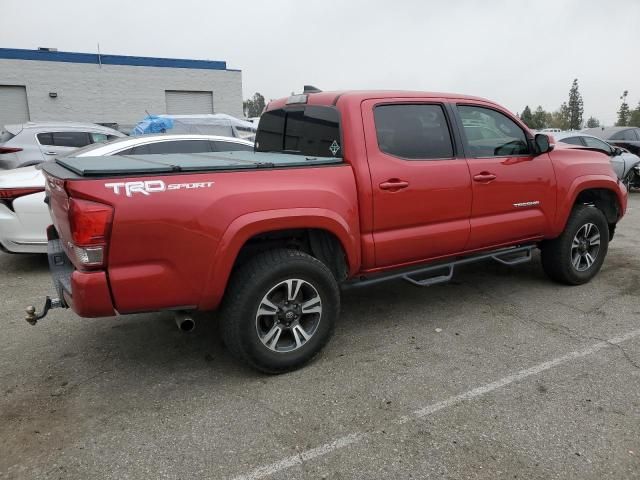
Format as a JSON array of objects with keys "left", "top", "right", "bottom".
[{"left": 231, "top": 327, "right": 640, "bottom": 480}]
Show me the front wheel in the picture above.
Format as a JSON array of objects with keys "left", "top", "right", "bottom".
[
  {"left": 220, "top": 249, "right": 340, "bottom": 373},
  {"left": 540, "top": 205, "right": 609, "bottom": 285}
]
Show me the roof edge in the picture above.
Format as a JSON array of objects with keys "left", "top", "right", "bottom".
[{"left": 0, "top": 47, "right": 232, "bottom": 71}]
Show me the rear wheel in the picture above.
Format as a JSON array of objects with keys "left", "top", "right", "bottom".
[
  {"left": 540, "top": 205, "right": 609, "bottom": 285},
  {"left": 220, "top": 249, "right": 340, "bottom": 373}
]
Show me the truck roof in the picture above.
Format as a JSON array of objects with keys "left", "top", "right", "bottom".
[{"left": 267, "top": 90, "right": 496, "bottom": 110}]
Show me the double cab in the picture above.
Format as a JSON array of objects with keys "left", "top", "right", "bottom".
[{"left": 35, "top": 89, "right": 627, "bottom": 372}]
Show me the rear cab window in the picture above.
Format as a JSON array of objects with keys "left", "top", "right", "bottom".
[{"left": 255, "top": 105, "right": 342, "bottom": 158}]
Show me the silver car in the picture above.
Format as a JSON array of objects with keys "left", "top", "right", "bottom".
[
  {"left": 554, "top": 131, "right": 640, "bottom": 190},
  {"left": 0, "top": 121, "right": 125, "bottom": 169}
]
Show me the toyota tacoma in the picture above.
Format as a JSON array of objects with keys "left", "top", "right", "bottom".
[{"left": 32, "top": 89, "right": 628, "bottom": 373}]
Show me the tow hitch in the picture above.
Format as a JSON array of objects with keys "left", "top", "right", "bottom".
[{"left": 25, "top": 296, "right": 63, "bottom": 326}]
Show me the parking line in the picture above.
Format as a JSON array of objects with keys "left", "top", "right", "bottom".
[{"left": 231, "top": 327, "right": 640, "bottom": 480}]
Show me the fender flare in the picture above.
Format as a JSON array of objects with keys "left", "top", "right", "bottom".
[
  {"left": 553, "top": 174, "right": 626, "bottom": 236},
  {"left": 199, "top": 208, "right": 361, "bottom": 310}
]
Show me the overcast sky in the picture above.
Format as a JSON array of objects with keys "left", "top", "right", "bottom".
[{"left": 2, "top": 0, "right": 639, "bottom": 124}]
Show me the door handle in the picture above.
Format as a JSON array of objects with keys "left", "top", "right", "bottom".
[
  {"left": 379, "top": 179, "right": 409, "bottom": 191},
  {"left": 473, "top": 172, "right": 497, "bottom": 182},
  {"left": 44, "top": 151, "right": 58, "bottom": 155}
]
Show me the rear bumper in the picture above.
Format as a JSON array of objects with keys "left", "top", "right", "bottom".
[
  {"left": 47, "top": 226, "right": 116, "bottom": 318},
  {"left": 0, "top": 202, "right": 48, "bottom": 254}
]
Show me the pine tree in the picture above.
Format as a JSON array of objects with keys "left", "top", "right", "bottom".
[
  {"left": 567, "top": 78, "right": 584, "bottom": 130},
  {"left": 532, "top": 106, "right": 547, "bottom": 130},
  {"left": 520, "top": 106, "right": 534, "bottom": 128},
  {"left": 550, "top": 103, "right": 571, "bottom": 130},
  {"left": 616, "top": 91, "right": 631, "bottom": 126},
  {"left": 586, "top": 116, "right": 600, "bottom": 128},
  {"left": 629, "top": 102, "right": 640, "bottom": 128}
]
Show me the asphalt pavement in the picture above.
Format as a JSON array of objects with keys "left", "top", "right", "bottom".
[{"left": 1, "top": 196, "right": 639, "bottom": 479}]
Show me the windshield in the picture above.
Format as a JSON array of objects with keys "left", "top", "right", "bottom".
[{"left": 255, "top": 105, "right": 342, "bottom": 158}]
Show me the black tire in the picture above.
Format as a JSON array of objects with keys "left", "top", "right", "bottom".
[
  {"left": 220, "top": 249, "right": 340, "bottom": 374},
  {"left": 540, "top": 205, "right": 609, "bottom": 285}
]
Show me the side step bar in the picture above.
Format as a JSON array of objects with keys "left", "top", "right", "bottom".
[{"left": 343, "top": 245, "right": 535, "bottom": 289}]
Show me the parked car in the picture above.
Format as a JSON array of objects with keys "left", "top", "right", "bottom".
[
  {"left": 554, "top": 131, "right": 640, "bottom": 189},
  {"left": 0, "top": 134, "right": 254, "bottom": 254},
  {"left": 34, "top": 90, "right": 627, "bottom": 373},
  {"left": 0, "top": 122, "right": 125, "bottom": 169},
  {"left": 582, "top": 126, "right": 640, "bottom": 156}
]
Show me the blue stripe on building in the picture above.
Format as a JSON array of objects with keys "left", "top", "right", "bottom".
[{"left": 0, "top": 48, "right": 229, "bottom": 71}]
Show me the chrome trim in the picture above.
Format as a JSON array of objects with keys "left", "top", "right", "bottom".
[{"left": 513, "top": 201, "right": 540, "bottom": 208}]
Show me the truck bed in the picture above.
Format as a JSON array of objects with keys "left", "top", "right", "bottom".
[{"left": 42, "top": 151, "right": 343, "bottom": 178}]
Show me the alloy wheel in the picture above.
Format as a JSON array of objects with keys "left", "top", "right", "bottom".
[{"left": 255, "top": 279, "right": 322, "bottom": 353}]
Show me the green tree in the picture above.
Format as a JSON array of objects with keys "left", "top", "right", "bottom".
[
  {"left": 242, "top": 92, "right": 266, "bottom": 118},
  {"left": 616, "top": 90, "right": 631, "bottom": 126},
  {"left": 629, "top": 102, "right": 640, "bottom": 127},
  {"left": 567, "top": 78, "right": 584, "bottom": 130},
  {"left": 585, "top": 116, "right": 600, "bottom": 128},
  {"left": 549, "top": 103, "right": 570, "bottom": 130},
  {"left": 520, "top": 105, "right": 534, "bottom": 128},
  {"left": 532, "top": 106, "right": 548, "bottom": 130}
]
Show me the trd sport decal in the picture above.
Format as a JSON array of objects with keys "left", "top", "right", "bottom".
[{"left": 105, "top": 180, "right": 214, "bottom": 197}]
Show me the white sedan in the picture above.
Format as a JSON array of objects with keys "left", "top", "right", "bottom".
[{"left": 0, "top": 134, "right": 254, "bottom": 253}]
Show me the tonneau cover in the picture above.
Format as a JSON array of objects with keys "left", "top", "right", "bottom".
[{"left": 52, "top": 151, "right": 343, "bottom": 177}]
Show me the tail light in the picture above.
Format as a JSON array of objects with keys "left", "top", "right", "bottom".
[
  {"left": 0, "top": 187, "right": 45, "bottom": 210},
  {"left": 67, "top": 198, "right": 113, "bottom": 268},
  {"left": 0, "top": 146, "right": 23, "bottom": 154}
]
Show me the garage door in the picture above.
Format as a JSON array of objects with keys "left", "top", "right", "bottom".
[
  {"left": 165, "top": 90, "right": 214, "bottom": 114},
  {"left": 0, "top": 86, "right": 30, "bottom": 127}
]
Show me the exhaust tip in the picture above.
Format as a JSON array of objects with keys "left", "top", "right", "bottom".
[{"left": 175, "top": 312, "right": 195, "bottom": 333}]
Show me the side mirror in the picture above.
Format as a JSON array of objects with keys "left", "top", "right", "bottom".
[
  {"left": 612, "top": 146, "right": 623, "bottom": 156},
  {"left": 534, "top": 133, "right": 554, "bottom": 154}
]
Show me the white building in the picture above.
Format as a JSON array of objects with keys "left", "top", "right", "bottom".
[{"left": 0, "top": 48, "right": 243, "bottom": 129}]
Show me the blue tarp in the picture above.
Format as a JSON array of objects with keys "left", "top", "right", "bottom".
[
  {"left": 131, "top": 114, "right": 257, "bottom": 140},
  {"left": 131, "top": 115, "right": 174, "bottom": 135}
]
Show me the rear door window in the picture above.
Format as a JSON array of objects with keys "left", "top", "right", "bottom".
[
  {"left": 38, "top": 132, "right": 92, "bottom": 148},
  {"left": 256, "top": 106, "right": 342, "bottom": 158},
  {"left": 458, "top": 106, "right": 530, "bottom": 157},
  {"left": 373, "top": 104, "right": 454, "bottom": 159}
]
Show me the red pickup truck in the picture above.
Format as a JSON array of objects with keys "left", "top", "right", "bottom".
[{"left": 34, "top": 89, "right": 627, "bottom": 373}]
